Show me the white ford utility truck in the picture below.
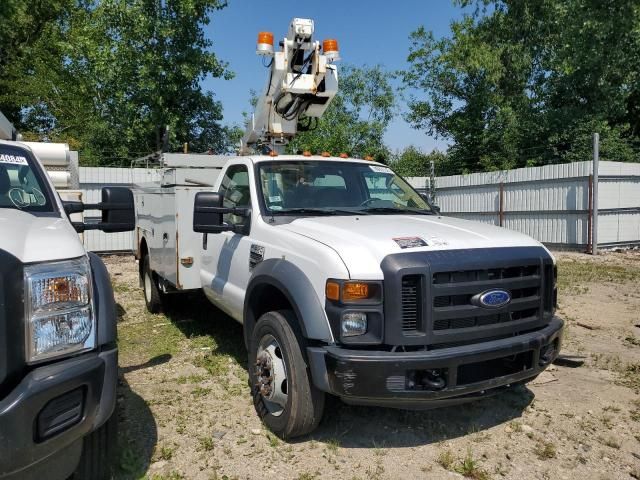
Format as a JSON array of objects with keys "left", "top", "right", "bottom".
[
  {"left": 134, "top": 153, "right": 562, "bottom": 438},
  {"left": 134, "top": 17, "right": 562, "bottom": 439},
  {"left": 0, "top": 126, "right": 135, "bottom": 478}
]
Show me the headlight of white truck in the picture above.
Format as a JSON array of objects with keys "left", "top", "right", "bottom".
[{"left": 24, "top": 256, "right": 95, "bottom": 363}]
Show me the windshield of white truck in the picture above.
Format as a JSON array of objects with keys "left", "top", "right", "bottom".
[
  {"left": 258, "top": 161, "right": 432, "bottom": 215},
  {"left": 0, "top": 144, "right": 55, "bottom": 212}
]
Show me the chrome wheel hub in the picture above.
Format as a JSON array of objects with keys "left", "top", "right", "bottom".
[{"left": 255, "top": 334, "right": 288, "bottom": 416}]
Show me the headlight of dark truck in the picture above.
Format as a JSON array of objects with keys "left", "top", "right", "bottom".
[{"left": 23, "top": 256, "right": 95, "bottom": 363}]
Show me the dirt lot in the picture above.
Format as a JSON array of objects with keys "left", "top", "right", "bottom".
[{"left": 105, "top": 251, "right": 640, "bottom": 480}]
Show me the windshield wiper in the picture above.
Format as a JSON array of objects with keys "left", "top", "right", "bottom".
[
  {"left": 362, "top": 207, "right": 433, "bottom": 215},
  {"left": 275, "top": 208, "right": 368, "bottom": 216},
  {"left": 275, "top": 208, "right": 337, "bottom": 216}
]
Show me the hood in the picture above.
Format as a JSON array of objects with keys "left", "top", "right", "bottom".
[
  {"left": 0, "top": 209, "right": 86, "bottom": 263},
  {"left": 278, "top": 214, "right": 543, "bottom": 279}
]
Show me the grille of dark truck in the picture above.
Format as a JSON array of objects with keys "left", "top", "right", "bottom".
[{"left": 383, "top": 247, "right": 554, "bottom": 347}]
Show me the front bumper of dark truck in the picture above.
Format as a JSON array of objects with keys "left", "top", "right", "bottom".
[
  {"left": 0, "top": 348, "right": 117, "bottom": 480},
  {"left": 307, "top": 317, "right": 562, "bottom": 408}
]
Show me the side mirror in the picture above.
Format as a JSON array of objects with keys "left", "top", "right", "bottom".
[
  {"left": 432, "top": 205, "right": 441, "bottom": 215},
  {"left": 193, "top": 192, "right": 250, "bottom": 234},
  {"left": 101, "top": 187, "right": 135, "bottom": 232},
  {"left": 63, "top": 187, "right": 135, "bottom": 233}
]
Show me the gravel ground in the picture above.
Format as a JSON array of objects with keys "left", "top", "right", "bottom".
[{"left": 105, "top": 250, "right": 640, "bottom": 480}]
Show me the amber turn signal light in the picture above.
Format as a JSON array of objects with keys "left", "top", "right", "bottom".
[
  {"left": 343, "top": 282, "right": 370, "bottom": 301},
  {"left": 326, "top": 280, "right": 381, "bottom": 303},
  {"left": 326, "top": 281, "right": 340, "bottom": 301}
]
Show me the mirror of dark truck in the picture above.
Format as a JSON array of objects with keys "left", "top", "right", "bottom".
[
  {"left": 63, "top": 186, "right": 135, "bottom": 233},
  {"left": 193, "top": 191, "right": 250, "bottom": 234}
]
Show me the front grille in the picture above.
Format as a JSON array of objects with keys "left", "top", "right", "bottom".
[
  {"left": 401, "top": 275, "right": 421, "bottom": 332},
  {"left": 381, "top": 247, "right": 554, "bottom": 347},
  {"left": 433, "top": 265, "right": 539, "bottom": 285},
  {"left": 431, "top": 264, "right": 541, "bottom": 334}
]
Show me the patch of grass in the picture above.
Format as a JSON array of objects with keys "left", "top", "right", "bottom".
[
  {"left": 176, "top": 374, "right": 206, "bottom": 384},
  {"left": 509, "top": 420, "right": 523, "bottom": 432},
  {"left": 155, "top": 444, "right": 175, "bottom": 461},
  {"left": 192, "top": 353, "right": 231, "bottom": 377},
  {"left": 297, "top": 473, "right": 317, "bottom": 480},
  {"left": 557, "top": 259, "right": 640, "bottom": 293},
  {"left": 198, "top": 436, "right": 214, "bottom": 451},
  {"left": 534, "top": 440, "right": 557, "bottom": 460},
  {"left": 265, "top": 431, "right": 279, "bottom": 448},
  {"left": 118, "top": 444, "right": 144, "bottom": 475},
  {"left": 118, "top": 314, "right": 184, "bottom": 359},
  {"left": 437, "top": 449, "right": 455, "bottom": 470},
  {"left": 365, "top": 459, "right": 385, "bottom": 480},
  {"left": 149, "top": 473, "right": 185, "bottom": 480},
  {"left": 325, "top": 438, "right": 340, "bottom": 454},
  {"left": 453, "top": 450, "right": 489, "bottom": 480},
  {"left": 190, "top": 386, "right": 211, "bottom": 397}
]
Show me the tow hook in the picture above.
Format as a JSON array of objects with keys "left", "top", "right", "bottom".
[
  {"left": 406, "top": 369, "right": 447, "bottom": 391},
  {"left": 539, "top": 341, "right": 557, "bottom": 366}
]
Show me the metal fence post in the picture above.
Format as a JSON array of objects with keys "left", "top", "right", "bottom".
[
  {"left": 592, "top": 133, "right": 599, "bottom": 255},
  {"left": 499, "top": 182, "right": 504, "bottom": 227}
]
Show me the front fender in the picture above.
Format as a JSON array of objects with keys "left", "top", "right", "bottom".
[
  {"left": 88, "top": 252, "right": 117, "bottom": 346},
  {"left": 244, "top": 258, "right": 333, "bottom": 345}
]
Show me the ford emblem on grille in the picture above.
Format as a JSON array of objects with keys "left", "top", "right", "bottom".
[{"left": 477, "top": 289, "right": 511, "bottom": 308}]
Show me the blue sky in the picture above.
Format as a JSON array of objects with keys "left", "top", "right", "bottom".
[{"left": 203, "top": 0, "right": 472, "bottom": 153}]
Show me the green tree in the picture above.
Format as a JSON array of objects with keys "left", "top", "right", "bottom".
[
  {"left": 402, "top": 0, "right": 640, "bottom": 174},
  {"left": 0, "top": 0, "right": 235, "bottom": 165},
  {"left": 287, "top": 65, "right": 396, "bottom": 162},
  {"left": 390, "top": 146, "right": 451, "bottom": 177}
]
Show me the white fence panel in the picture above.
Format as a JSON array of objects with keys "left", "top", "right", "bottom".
[
  {"left": 408, "top": 161, "right": 640, "bottom": 249},
  {"left": 79, "top": 167, "right": 162, "bottom": 252}
]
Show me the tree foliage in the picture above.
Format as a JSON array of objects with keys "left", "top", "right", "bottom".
[
  {"left": 390, "top": 146, "right": 452, "bottom": 177},
  {"left": 403, "top": 0, "right": 640, "bottom": 173},
  {"left": 0, "top": 0, "right": 235, "bottom": 165},
  {"left": 287, "top": 65, "right": 396, "bottom": 162}
]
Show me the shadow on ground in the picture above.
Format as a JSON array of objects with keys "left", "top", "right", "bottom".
[
  {"left": 161, "top": 292, "right": 247, "bottom": 365},
  {"left": 121, "top": 289, "right": 535, "bottom": 452},
  {"left": 114, "top": 374, "right": 160, "bottom": 479},
  {"left": 306, "top": 386, "right": 534, "bottom": 448}
]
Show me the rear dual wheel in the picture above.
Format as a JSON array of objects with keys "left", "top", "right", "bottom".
[
  {"left": 249, "top": 310, "right": 325, "bottom": 439},
  {"left": 142, "top": 255, "right": 165, "bottom": 313}
]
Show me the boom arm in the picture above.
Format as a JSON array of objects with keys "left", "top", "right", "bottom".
[{"left": 240, "top": 18, "right": 339, "bottom": 155}]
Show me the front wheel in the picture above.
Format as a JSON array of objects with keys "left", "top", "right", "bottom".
[
  {"left": 72, "top": 414, "right": 117, "bottom": 480},
  {"left": 249, "top": 310, "right": 325, "bottom": 439}
]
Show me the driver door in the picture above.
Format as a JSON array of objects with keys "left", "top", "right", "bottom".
[{"left": 200, "top": 163, "right": 254, "bottom": 321}]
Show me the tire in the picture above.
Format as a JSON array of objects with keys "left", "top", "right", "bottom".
[
  {"left": 142, "top": 255, "right": 163, "bottom": 313},
  {"left": 249, "top": 310, "right": 325, "bottom": 439},
  {"left": 72, "top": 414, "right": 117, "bottom": 480}
]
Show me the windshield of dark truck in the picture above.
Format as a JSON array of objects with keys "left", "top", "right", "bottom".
[
  {"left": 258, "top": 160, "right": 431, "bottom": 215},
  {"left": 0, "top": 144, "right": 54, "bottom": 212}
]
